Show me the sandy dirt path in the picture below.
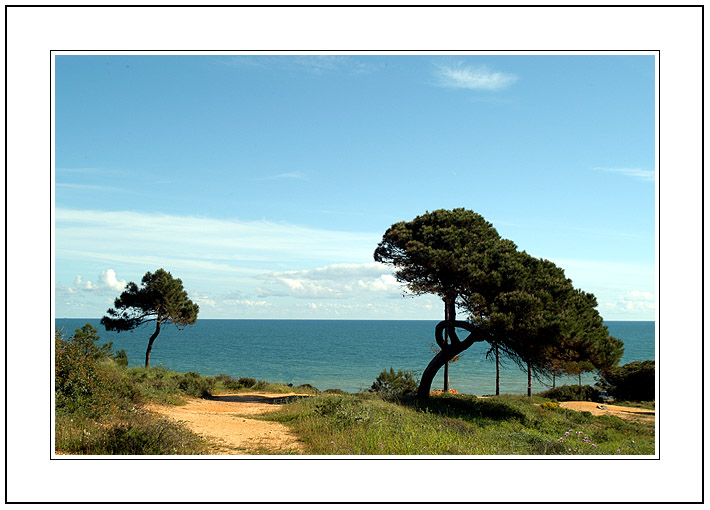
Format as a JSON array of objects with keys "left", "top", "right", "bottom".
[
  {"left": 146, "top": 393, "right": 308, "bottom": 455},
  {"left": 559, "top": 401, "right": 655, "bottom": 422}
]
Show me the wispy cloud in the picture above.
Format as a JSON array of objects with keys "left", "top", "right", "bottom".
[
  {"left": 251, "top": 171, "right": 307, "bottom": 181},
  {"left": 601, "top": 289, "right": 655, "bottom": 315},
  {"left": 435, "top": 63, "right": 518, "bottom": 91},
  {"left": 594, "top": 167, "right": 655, "bottom": 182},
  {"left": 56, "top": 183, "right": 123, "bottom": 192},
  {"left": 256, "top": 262, "right": 404, "bottom": 300},
  {"left": 55, "top": 208, "right": 381, "bottom": 283},
  {"left": 217, "top": 55, "right": 377, "bottom": 75}
]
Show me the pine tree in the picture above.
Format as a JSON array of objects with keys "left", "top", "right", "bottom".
[{"left": 101, "top": 268, "right": 199, "bottom": 368}]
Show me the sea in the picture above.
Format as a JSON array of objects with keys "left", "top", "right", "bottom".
[{"left": 54, "top": 319, "right": 655, "bottom": 395}]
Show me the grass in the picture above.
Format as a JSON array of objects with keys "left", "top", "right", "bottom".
[
  {"left": 258, "top": 392, "right": 655, "bottom": 455},
  {"left": 55, "top": 325, "right": 654, "bottom": 456},
  {"left": 54, "top": 326, "right": 307, "bottom": 455}
]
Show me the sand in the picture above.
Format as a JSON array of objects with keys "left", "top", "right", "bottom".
[
  {"left": 145, "top": 393, "right": 655, "bottom": 455},
  {"left": 145, "top": 393, "right": 308, "bottom": 455},
  {"left": 559, "top": 401, "right": 655, "bottom": 422}
]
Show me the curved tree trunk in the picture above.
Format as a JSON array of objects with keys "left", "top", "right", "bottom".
[
  {"left": 417, "top": 313, "right": 483, "bottom": 401},
  {"left": 443, "top": 298, "right": 452, "bottom": 391},
  {"left": 145, "top": 320, "right": 161, "bottom": 368}
]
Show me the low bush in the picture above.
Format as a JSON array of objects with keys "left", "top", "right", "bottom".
[
  {"left": 238, "top": 377, "right": 257, "bottom": 388},
  {"left": 597, "top": 360, "right": 655, "bottom": 401},
  {"left": 178, "top": 371, "right": 214, "bottom": 398},
  {"left": 296, "top": 383, "right": 320, "bottom": 393},
  {"left": 538, "top": 385, "right": 600, "bottom": 402},
  {"left": 369, "top": 367, "right": 418, "bottom": 400}
]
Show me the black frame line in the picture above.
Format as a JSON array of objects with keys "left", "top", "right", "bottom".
[{"left": 2, "top": 1, "right": 695, "bottom": 505}]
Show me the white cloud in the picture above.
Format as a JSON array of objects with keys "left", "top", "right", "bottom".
[
  {"left": 594, "top": 167, "right": 655, "bottom": 182},
  {"left": 190, "top": 291, "right": 217, "bottom": 308},
  {"left": 257, "top": 262, "right": 404, "bottom": 299},
  {"left": 73, "top": 275, "right": 98, "bottom": 290},
  {"left": 69, "top": 269, "right": 126, "bottom": 293},
  {"left": 601, "top": 289, "right": 655, "bottom": 315},
  {"left": 98, "top": 269, "right": 127, "bottom": 292},
  {"left": 435, "top": 63, "right": 518, "bottom": 91}
]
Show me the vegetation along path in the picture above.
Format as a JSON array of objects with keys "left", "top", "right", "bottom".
[
  {"left": 147, "top": 393, "right": 655, "bottom": 455},
  {"left": 146, "top": 393, "right": 308, "bottom": 455}
]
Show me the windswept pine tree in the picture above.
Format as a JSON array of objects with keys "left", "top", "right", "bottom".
[
  {"left": 374, "top": 209, "right": 503, "bottom": 398},
  {"left": 101, "top": 268, "right": 199, "bottom": 368},
  {"left": 375, "top": 208, "right": 624, "bottom": 400}
]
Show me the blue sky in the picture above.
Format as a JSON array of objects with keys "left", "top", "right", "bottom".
[{"left": 54, "top": 54, "right": 656, "bottom": 320}]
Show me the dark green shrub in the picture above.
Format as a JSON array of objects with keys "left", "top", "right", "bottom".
[
  {"left": 323, "top": 388, "right": 345, "bottom": 394},
  {"left": 597, "top": 360, "right": 655, "bottom": 401},
  {"left": 370, "top": 367, "right": 418, "bottom": 400},
  {"left": 178, "top": 372, "right": 214, "bottom": 398},
  {"left": 55, "top": 327, "right": 127, "bottom": 417},
  {"left": 296, "top": 383, "right": 320, "bottom": 393},
  {"left": 113, "top": 348, "right": 129, "bottom": 368},
  {"left": 238, "top": 377, "right": 257, "bottom": 388},
  {"left": 538, "top": 385, "right": 600, "bottom": 402},
  {"left": 212, "top": 374, "right": 243, "bottom": 391}
]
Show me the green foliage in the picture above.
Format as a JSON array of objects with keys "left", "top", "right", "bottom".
[
  {"left": 374, "top": 208, "right": 502, "bottom": 299},
  {"left": 113, "top": 348, "right": 129, "bottom": 367},
  {"left": 369, "top": 367, "right": 418, "bottom": 400},
  {"left": 54, "top": 325, "right": 132, "bottom": 417},
  {"left": 101, "top": 268, "right": 199, "bottom": 332},
  {"left": 178, "top": 371, "right": 215, "bottom": 398},
  {"left": 538, "top": 384, "right": 600, "bottom": 402},
  {"left": 55, "top": 411, "right": 207, "bottom": 455},
  {"left": 262, "top": 392, "right": 654, "bottom": 455},
  {"left": 597, "top": 360, "right": 655, "bottom": 401},
  {"left": 375, "top": 208, "right": 625, "bottom": 393},
  {"left": 237, "top": 377, "right": 257, "bottom": 388},
  {"left": 101, "top": 268, "right": 199, "bottom": 367},
  {"left": 296, "top": 383, "right": 320, "bottom": 393},
  {"left": 66, "top": 323, "right": 115, "bottom": 360}
]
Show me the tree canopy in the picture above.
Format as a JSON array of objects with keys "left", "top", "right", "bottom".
[
  {"left": 101, "top": 268, "right": 199, "bottom": 368},
  {"left": 374, "top": 208, "right": 623, "bottom": 399}
]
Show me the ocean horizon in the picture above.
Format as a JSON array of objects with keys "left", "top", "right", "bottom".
[{"left": 55, "top": 319, "right": 656, "bottom": 395}]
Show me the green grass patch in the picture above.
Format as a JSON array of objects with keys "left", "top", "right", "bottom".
[{"left": 259, "top": 392, "right": 655, "bottom": 456}]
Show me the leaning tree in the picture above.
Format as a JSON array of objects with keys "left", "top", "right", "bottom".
[
  {"left": 375, "top": 208, "right": 623, "bottom": 400},
  {"left": 101, "top": 268, "right": 199, "bottom": 368},
  {"left": 374, "top": 208, "right": 503, "bottom": 399}
]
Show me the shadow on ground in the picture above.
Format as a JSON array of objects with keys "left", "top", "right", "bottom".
[
  {"left": 209, "top": 394, "right": 311, "bottom": 405},
  {"left": 401, "top": 395, "right": 531, "bottom": 425}
]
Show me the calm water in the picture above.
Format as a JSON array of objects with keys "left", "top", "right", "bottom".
[{"left": 54, "top": 319, "right": 655, "bottom": 395}]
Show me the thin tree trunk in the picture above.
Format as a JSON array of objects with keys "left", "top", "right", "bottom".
[
  {"left": 552, "top": 371, "right": 556, "bottom": 389},
  {"left": 495, "top": 344, "right": 500, "bottom": 396},
  {"left": 145, "top": 320, "right": 161, "bottom": 368},
  {"left": 579, "top": 373, "right": 582, "bottom": 386},
  {"left": 443, "top": 297, "right": 454, "bottom": 392},
  {"left": 527, "top": 363, "right": 532, "bottom": 398}
]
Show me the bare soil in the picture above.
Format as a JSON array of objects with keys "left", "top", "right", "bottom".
[
  {"left": 145, "top": 393, "right": 309, "bottom": 455},
  {"left": 559, "top": 401, "right": 655, "bottom": 422},
  {"left": 146, "top": 393, "right": 655, "bottom": 456}
]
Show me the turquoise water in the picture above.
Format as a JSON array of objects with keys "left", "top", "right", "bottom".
[{"left": 54, "top": 319, "right": 655, "bottom": 395}]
